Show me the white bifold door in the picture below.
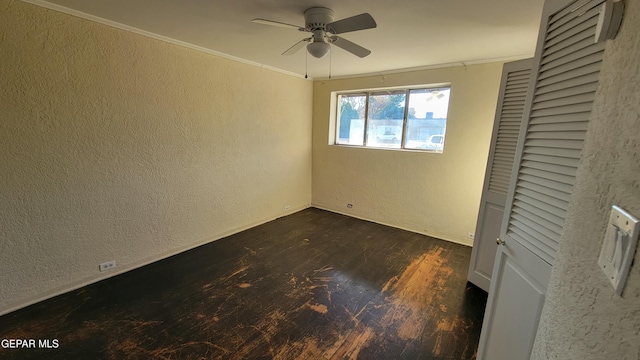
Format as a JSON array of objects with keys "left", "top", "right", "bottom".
[
  {"left": 476, "top": 0, "right": 608, "bottom": 359},
  {"left": 468, "top": 59, "right": 532, "bottom": 292}
]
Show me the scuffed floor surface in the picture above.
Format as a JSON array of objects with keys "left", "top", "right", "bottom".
[{"left": 0, "top": 208, "right": 487, "bottom": 359}]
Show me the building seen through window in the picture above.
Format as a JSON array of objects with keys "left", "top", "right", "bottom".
[{"left": 336, "top": 87, "right": 450, "bottom": 152}]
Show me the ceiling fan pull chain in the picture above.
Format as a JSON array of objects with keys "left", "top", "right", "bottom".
[
  {"left": 305, "top": 50, "right": 308, "bottom": 79},
  {"left": 329, "top": 47, "right": 332, "bottom": 79}
]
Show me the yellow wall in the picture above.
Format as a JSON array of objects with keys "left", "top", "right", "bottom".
[
  {"left": 312, "top": 63, "right": 503, "bottom": 245},
  {"left": 0, "top": 0, "right": 312, "bottom": 314}
]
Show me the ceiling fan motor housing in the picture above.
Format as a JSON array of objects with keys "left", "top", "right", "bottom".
[{"left": 304, "top": 7, "right": 335, "bottom": 32}]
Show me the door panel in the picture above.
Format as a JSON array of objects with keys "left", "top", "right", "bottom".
[
  {"left": 473, "top": 203, "right": 505, "bottom": 283},
  {"left": 476, "top": 239, "right": 552, "bottom": 360},
  {"left": 468, "top": 59, "right": 532, "bottom": 291}
]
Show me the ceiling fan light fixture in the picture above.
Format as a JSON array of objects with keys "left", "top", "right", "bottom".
[{"left": 307, "top": 41, "right": 330, "bottom": 58}]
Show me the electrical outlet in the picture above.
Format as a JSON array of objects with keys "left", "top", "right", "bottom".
[
  {"left": 99, "top": 260, "right": 116, "bottom": 272},
  {"left": 347, "top": 203, "right": 353, "bottom": 208},
  {"left": 468, "top": 232, "right": 475, "bottom": 239},
  {"left": 284, "top": 205, "right": 291, "bottom": 211}
]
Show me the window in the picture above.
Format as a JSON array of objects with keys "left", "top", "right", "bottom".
[{"left": 335, "top": 86, "right": 451, "bottom": 152}]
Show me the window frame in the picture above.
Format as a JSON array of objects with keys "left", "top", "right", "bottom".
[{"left": 333, "top": 85, "right": 451, "bottom": 152}]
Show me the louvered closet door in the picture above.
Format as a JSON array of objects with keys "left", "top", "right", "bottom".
[
  {"left": 504, "top": 0, "right": 605, "bottom": 264},
  {"left": 468, "top": 59, "right": 532, "bottom": 292},
  {"left": 477, "top": 0, "right": 606, "bottom": 359}
]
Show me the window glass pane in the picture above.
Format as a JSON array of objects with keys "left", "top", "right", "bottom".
[
  {"left": 336, "top": 94, "right": 366, "bottom": 146},
  {"left": 366, "top": 91, "right": 406, "bottom": 149},
  {"left": 404, "top": 88, "right": 450, "bottom": 152}
]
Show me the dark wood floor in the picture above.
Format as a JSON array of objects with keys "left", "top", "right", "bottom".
[{"left": 0, "top": 208, "right": 487, "bottom": 359}]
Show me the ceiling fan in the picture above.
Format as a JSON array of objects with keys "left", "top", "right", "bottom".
[{"left": 252, "top": 7, "right": 377, "bottom": 59}]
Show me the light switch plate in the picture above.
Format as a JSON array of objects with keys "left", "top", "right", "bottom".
[{"left": 598, "top": 205, "right": 640, "bottom": 296}]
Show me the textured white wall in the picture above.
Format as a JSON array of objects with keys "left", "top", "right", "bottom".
[
  {"left": 312, "top": 63, "right": 503, "bottom": 245},
  {"left": 0, "top": 0, "right": 312, "bottom": 315},
  {"left": 531, "top": 1, "right": 640, "bottom": 358}
]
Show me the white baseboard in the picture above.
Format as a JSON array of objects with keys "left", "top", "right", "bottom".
[{"left": 311, "top": 203, "right": 473, "bottom": 247}]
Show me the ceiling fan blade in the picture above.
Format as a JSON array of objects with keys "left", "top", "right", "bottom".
[
  {"left": 252, "top": 18, "right": 304, "bottom": 31},
  {"left": 331, "top": 36, "right": 371, "bottom": 58},
  {"left": 282, "top": 38, "right": 311, "bottom": 56},
  {"left": 326, "top": 13, "right": 377, "bottom": 34}
]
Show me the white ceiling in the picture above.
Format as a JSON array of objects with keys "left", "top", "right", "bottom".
[{"left": 30, "top": 0, "right": 546, "bottom": 79}]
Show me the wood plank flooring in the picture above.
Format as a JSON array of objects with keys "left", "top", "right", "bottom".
[{"left": 0, "top": 208, "right": 487, "bottom": 359}]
